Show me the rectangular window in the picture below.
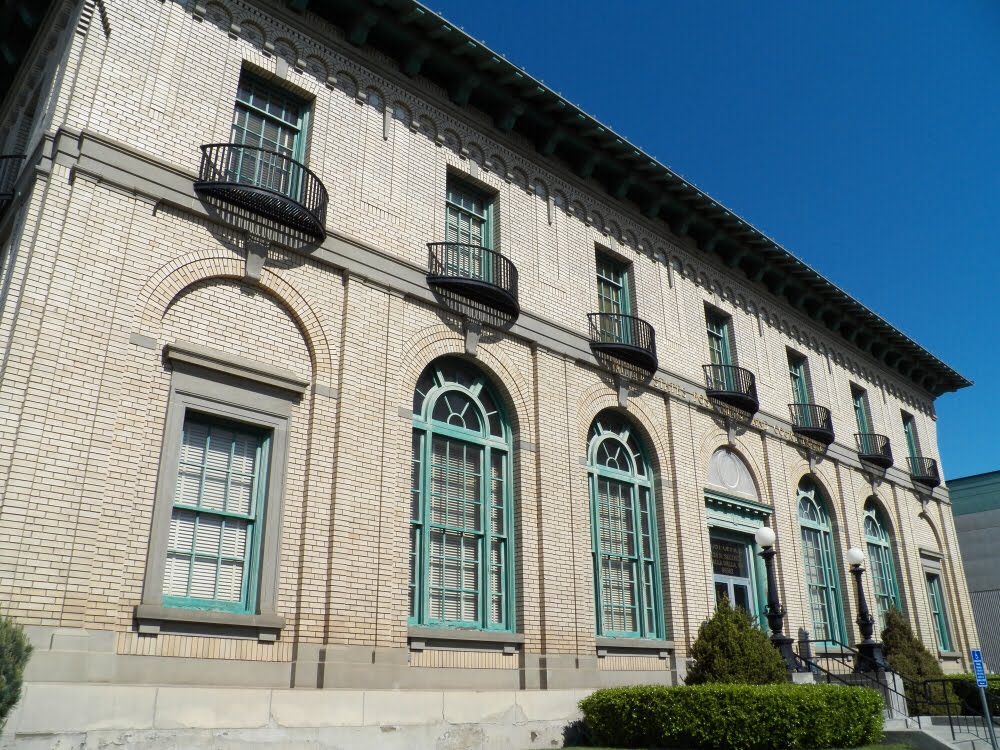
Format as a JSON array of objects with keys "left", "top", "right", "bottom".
[
  {"left": 851, "top": 385, "right": 872, "bottom": 433},
  {"left": 706, "top": 310, "right": 733, "bottom": 367},
  {"left": 595, "top": 252, "right": 631, "bottom": 317},
  {"left": 925, "top": 572, "right": 952, "bottom": 652},
  {"left": 788, "top": 351, "right": 811, "bottom": 404},
  {"left": 163, "top": 413, "right": 270, "bottom": 614},
  {"left": 902, "top": 412, "right": 921, "bottom": 460},
  {"left": 229, "top": 75, "right": 308, "bottom": 196},
  {"left": 445, "top": 176, "right": 492, "bottom": 249}
]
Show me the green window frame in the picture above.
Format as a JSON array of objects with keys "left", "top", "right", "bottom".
[
  {"left": 851, "top": 385, "right": 872, "bottom": 433},
  {"left": 162, "top": 413, "right": 270, "bottom": 614},
  {"left": 788, "top": 351, "right": 811, "bottom": 405},
  {"left": 706, "top": 311, "right": 733, "bottom": 367},
  {"left": 229, "top": 75, "right": 308, "bottom": 197},
  {"left": 588, "top": 411, "right": 663, "bottom": 639},
  {"left": 863, "top": 500, "right": 901, "bottom": 630},
  {"left": 409, "top": 357, "right": 514, "bottom": 631},
  {"left": 925, "top": 572, "right": 952, "bottom": 653},
  {"left": 445, "top": 177, "right": 492, "bottom": 249},
  {"left": 798, "top": 478, "right": 847, "bottom": 645},
  {"left": 595, "top": 252, "right": 633, "bottom": 344},
  {"left": 902, "top": 412, "right": 920, "bottom": 460}
]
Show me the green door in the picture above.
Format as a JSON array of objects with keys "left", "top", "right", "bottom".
[
  {"left": 707, "top": 313, "right": 734, "bottom": 389},
  {"left": 444, "top": 178, "right": 492, "bottom": 281},
  {"left": 902, "top": 414, "right": 919, "bottom": 460},
  {"left": 230, "top": 77, "right": 306, "bottom": 197}
]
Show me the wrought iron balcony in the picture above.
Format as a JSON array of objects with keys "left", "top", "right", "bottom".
[
  {"left": 908, "top": 456, "right": 940, "bottom": 489},
  {"left": 703, "top": 364, "right": 759, "bottom": 414},
  {"left": 855, "top": 433, "right": 893, "bottom": 469},
  {"left": 587, "top": 313, "right": 658, "bottom": 372},
  {"left": 789, "top": 403, "right": 835, "bottom": 445},
  {"left": 426, "top": 242, "right": 520, "bottom": 318},
  {"left": 193, "top": 144, "right": 328, "bottom": 239},
  {"left": 0, "top": 155, "right": 25, "bottom": 214}
]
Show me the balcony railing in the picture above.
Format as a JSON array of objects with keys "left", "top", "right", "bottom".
[
  {"left": 426, "top": 242, "right": 520, "bottom": 318},
  {"left": 789, "top": 403, "right": 835, "bottom": 445},
  {"left": 908, "top": 456, "right": 941, "bottom": 489},
  {"left": 703, "top": 364, "right": 759, "bottom": 414},
  {"left": 855, "top": 433, "right": 893, "bottom": 469},
  {"left": 0, "top": 155, "right": 25, "bottom": 214},
  {"left": 193, "top": 143, "right": 328, "bottom": 239},
  {"left": 587, "top": 313, "right": 658, "bottom": 372}
]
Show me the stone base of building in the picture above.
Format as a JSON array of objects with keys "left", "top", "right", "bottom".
[{"left": 0, "top": 684, "right": 594, "bottom": 750}]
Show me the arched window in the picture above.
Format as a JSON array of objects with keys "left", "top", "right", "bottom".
[
  {"left": 798, "top": 478, "right": 846, "bottom": 644},
  {"left": 408, "top": 358, "right": 514, "bottom": 631},
  {"left": 863, "top": 500, "right": 901, "bottom": 629},
  {"left": 587, "top": 411, "right": 663, "bottom": 639}
]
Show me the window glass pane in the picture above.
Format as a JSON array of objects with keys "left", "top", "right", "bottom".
[
  {"left": 798, "top": 479, "right": 843, "bottom": 643},
  {"left": 164, "top": 416, "right": 264, "bottom": 611},
  {"left": 409, "top": 358, "right": 511, "bottom": 630},
  {"left": 445, "top": 179, "right": 491, "bottom": 249}
]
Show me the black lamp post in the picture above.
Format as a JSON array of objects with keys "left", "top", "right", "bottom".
[
  {"left": 755, "top": 526, "right": 799, "bottom": 671},
  {"left": 846, "top": 547, "right": 889, "bottom": 672}
]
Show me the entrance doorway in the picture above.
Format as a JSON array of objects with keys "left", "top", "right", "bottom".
[{"left": 711, "top": 534, "right": 757, "bottom": 618}]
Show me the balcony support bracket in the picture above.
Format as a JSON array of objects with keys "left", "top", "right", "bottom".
[
  {"left": 464, "top": 319, "right": 481, "bottom": 357},
  {"left": 244, "top": 237, "right": 268, "bottom": 282},
  {"left": 617, "top": 377, "right": 629, "bottom": 409}
]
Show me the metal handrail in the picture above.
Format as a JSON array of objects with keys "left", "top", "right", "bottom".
[
  {"left": 855, "top": 432, "right": 893, "bottom": 464},
  {"left": 789, "top": 403, "right": 834, "bottom": 436},
  {"left": 703, "top": 363, "right": 757, "bottom": 400},
  {"left": 587, "top": 313, "right": 656, "bottom": 353},
  {"left": 426, "top": 242, "right": 519, "bottom": 305},
  {"left": 195, "top": 143, "right": 328, "bottom": 234},
  {"left": 908, "top": 456, "right": 940, "bottom": 484}
]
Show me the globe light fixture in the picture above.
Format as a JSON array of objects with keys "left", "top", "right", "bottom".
[
  {"left": 847, "top": 546, "right": 888, "bottom": 671},
  {"left": 847, "top": 547, "right": 865, "bottom": 566},
  {"left": 754, "top": 526, "right": 798, "bottom": 671}
]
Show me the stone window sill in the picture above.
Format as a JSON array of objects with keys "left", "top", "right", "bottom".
[
  {"left": 407, "top": 626, "right": 525, "bottom": 654},
  {"left": 134, "top": 604, "right": 285, "bottom": 642},
  {"left": 938, "top": 650, "right": 961, "bottom": 660},
  {"left": 595, "top": 636, "right": 674, "bottom": 658}
]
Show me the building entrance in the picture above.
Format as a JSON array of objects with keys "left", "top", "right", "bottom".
[{"left": 711, "top": 534, "right": 756, "bottom": 617}]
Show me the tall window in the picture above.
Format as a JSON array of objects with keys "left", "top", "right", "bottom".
[
  {"left": 925, "top": 572, "right": 952, "bottom": 652},
  {"left": 445, "top": 176, "right": 492, "bottom": 248},
  {"left": 163, "top": 414, "right": 270, "bottom": 613},
  {"left": 798, "top": 478, "right": 846, "bottom": 644},
  {"left": 788, "top": 351, "right": 811, "bottom": 404},
  {"left": 851, "top": 385, "right": 873, "bottom": 433},
  {"left": 706, "top": 310, "right": 733, "bottom": 367},
  {"left": 863, "top": 500, "right": 901, "bottom": 629},
  {"left": 902, "top": 412, "right": 921, "bottom": 462},
  {"left": 229, "top": 75, "right": 308, "bottom": 195},
  {"left": 588, "top": 411, "right": 663, "bottom": 639},
  {"left": 595, "top": 252, "right": 632, "bottom": 342},
  {"left": 409, "top": 358, "right": 513, "bottom": 631}
]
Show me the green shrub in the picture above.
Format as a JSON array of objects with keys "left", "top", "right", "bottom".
[
  {"left": 0, "top": 614, "right": 31, "bottom": 730},
  {"left": 880, "top": 607, "right": 953, "bottom": 715},
  {"left": 940, "top": 674, "right": 1000, "bottom": 716},
  {"left": 684, "top": 598, "right": 786, "bottom": 685},
  {"left": 579, "top": 683, "right": 884, "bottom": 750}
]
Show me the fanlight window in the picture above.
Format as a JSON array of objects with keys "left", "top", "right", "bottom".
[
  {"left": 864, "top": 500, "right": 901, "bottom": 629},
  {"left": 587, "top": 411, "right": 662, "bottom": 639},
  {"left": 798, "top": 478, "right": 846, "bottom": 645},
  {"left": 409, "top": 357, "right": 513, "bottom": 631}
]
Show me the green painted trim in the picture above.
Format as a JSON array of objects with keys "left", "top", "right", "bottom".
[
  {"left": 925, "top": 572, "right": 953, "bottom": 653},
  {"left": 409, "top": 358, "right": 515, "bottom": 633},
  {"left": 588, "top": 413, "right": 663, "bottom": 640},
  {"left": 704, "top": 490, "right": 773, "bottom": 517}
]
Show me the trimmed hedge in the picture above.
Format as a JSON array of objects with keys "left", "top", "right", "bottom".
[
  {"left": 0, "top": 614, "right": 32, "bottom": 731},
  {"left": 684, "top": 599, "right": 786, "bottom": 685},
  {"left": 579, "top": 683, "right": 884, "bottom": 750}
]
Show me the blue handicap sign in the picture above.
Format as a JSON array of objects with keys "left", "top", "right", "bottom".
[{"left": 972, "top": 649, "right": 988, "bottom": 688}]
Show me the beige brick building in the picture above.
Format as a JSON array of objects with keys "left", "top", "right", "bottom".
[{"left": 0, "top": 0, "right": 980, "bottom": 744}]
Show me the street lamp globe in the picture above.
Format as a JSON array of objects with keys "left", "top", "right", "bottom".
[
  {"left": 847, "top": 547, "right": 865, "bottom": 566},
  {"left": 755, "top": 526, "right": 776, "bottom": 548}
]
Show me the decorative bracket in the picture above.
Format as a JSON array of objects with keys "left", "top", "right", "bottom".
[
  {"left": 244, "top": 237, "right": 268, "bottom": 282},
  {"left": 464, "top": 319, "right": 481, "bottom": 357}
]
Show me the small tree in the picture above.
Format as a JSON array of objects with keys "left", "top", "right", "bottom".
[
  {"left": 0, "top": 613, "right": 31, "bottom": 730},
  {"left": 685, "top": 599, "right": 787, "bottom": 685},
  {"left": 881, "top": 607, "right": 950, "bottom": 714}
]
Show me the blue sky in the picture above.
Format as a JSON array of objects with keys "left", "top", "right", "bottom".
[{"left": 428, "top": 0, "right": 1000, "bottom": 480}]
